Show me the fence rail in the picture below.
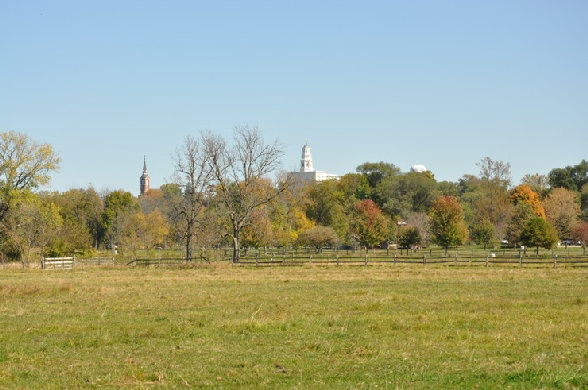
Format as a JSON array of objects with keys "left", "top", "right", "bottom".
[
  {"left": 77, "top": 257, "right": 115, "bottom": 266},
  {"left": 127, "top": 258, "right": 188, "bottom": 266}
]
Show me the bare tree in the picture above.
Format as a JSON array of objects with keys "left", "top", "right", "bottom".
[
  {"left": 477, "top": 157, "right": 511, "bottom": 188},
  {"left": 521, "top": 173, "right": 550, "bottom": 195},
  {"left": 204, "top": 126, "right": 286, "bottom": 262},
  {"left": 171, "top": 136, "right": 212, "bottom": 261}
]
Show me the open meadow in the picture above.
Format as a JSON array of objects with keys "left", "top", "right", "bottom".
[{"left": 0, "top": 264, "right": 586, "bottom": 388}]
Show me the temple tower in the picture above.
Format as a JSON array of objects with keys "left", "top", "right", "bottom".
[
  {"left": 140, "top": 156, "right": 150, "bottom": 195},
  {"left": 300, "top": 142, "right": 314, "bottom": 172}
]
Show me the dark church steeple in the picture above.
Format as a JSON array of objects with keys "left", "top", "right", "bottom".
[{"left": 140, "top": 156, "right": 150, "bottom": 195}]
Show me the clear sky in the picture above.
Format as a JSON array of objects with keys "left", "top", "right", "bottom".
[{"left": 1, "top": 1, "right": 587, "bottom": 195}]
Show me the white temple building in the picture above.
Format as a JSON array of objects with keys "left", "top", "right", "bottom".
[
  {"left": 289, "top": 142, "right": 340, "bottom": 183},
  {"left": 410, "top": 164, "right": 428, "bottom": 173}
]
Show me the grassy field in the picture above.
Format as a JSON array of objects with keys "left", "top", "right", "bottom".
[{"left": 0, "top": 265, "right": 586, "bottom": 388}]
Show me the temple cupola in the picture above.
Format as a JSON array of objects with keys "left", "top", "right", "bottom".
[{"left": 300, "top": 142, "right": 314, "bottom": 172}]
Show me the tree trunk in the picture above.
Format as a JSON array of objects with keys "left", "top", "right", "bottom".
[
  {"left": 186, "top": 218, "right": 194, "bottom": 261},
  {"left": 185, "top": 234, "right": 192, "bottom": 261},
  {"left": 232, "top": 228, "right": 240, "bottom": 263}
]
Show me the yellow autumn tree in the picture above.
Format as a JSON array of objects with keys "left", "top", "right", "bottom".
[{"left": 509, "top": 184, "right": 545, "bottom": 218}]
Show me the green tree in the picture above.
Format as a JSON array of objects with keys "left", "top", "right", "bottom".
[
  {"left": 338, "top": 173, "right": 371, "bottom": 202},
  {"left": 396, "top": 226, "right": 421, "bottom": 253},
  {"left": 265, "top": 184, "right": 315, "bottom": 248},
  {"left": 429, "top": 196, "right": 468, "bottom": 254},
  {"left": 458, "top": 174, "right": 511, "bottom": 240},
  {"left": 356, "top": 162, "right": 400, "bottom": 189},
  {"left": 101, "top": 191, "right": 138, "bottom": 252},
  {"left": 520, "top": 217, "right": 558, "bottom": 254},
  {"left": 8, "top": 193, "right": 62, "bottom": 266},
  {"left": 581, "top": 183, "right": 588, "bottom": 221},
  {"left": 548, "top": 160, "right": 588, "bottom": 192},
  {"left": 470, "top": 218, "right": 495, "bottom": 249},
  {"left": 0, "top": 131, "right": 60, "bottom": 223},
  {"left": 548, "top": 168, "right": 574, "bottom": 190},
  {"left": 351, "top": 199, "right": 389, "bottom": 251},
  {"left": 506, "top": 203, "right": 535, "bottom": 247},
  {"left": 48, "top": 187, "right": 103, "bottom": 251},
  {"left": 380, "top": 172, "right": 439, "bottom": 218},
  {"left": 438, "top": 181, "right": 460, "bottom": 197},
  {"left": 305, "top": 180, "right": 350, "bottom": 241}
]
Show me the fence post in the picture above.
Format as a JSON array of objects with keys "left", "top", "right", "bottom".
[
  {"left": 365, "top": 254, "right": 368, "bottom": 266},
  {"left": 454, "top": 254, "right": 458, "bottom": 266},
  {"left": 423, "top": 255, "right": 426, "bottom": 266},
  {"left": 336, "top": 255, "right": 339, "bottom": 266},
  {"left": 519, "top": 253, "right": 523, "bottom": 268},
  {"left": 553, "top": 254, "right": 557, "bottom": 269},
  {"left": 394, "top": 254, "right": 396, "bottom": 264},
  {"left": 256, "top": 254, "right": 259, "bottom": 267},
  {"left": 485, "top": 255, "right": 489, "bottom": 268},
  {"left": 282, "top": 254, "right": 286, "bottom": 265}
]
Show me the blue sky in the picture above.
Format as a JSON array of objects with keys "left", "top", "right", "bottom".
[{"left": 1, "top": 1, "right": 587, "bottom": 195}]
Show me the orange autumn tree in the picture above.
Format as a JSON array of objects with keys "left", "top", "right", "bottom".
[
  {"left": 351, "top": 199, "right": 389, "bottom": 252},
  {"left": 509, "top": 184, "right": 545, "bottom": 218}
]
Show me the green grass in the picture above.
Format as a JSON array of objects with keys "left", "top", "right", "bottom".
[{"left": 0, "top": 265, "right": 586, "bottom": 388}]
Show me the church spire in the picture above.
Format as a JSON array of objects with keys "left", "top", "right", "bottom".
[{"left": 140, "top": 156, "right": 150, "bottom": 195}]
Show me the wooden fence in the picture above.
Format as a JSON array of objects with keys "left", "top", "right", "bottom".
[
  {"left": 123, "top": 253, "right": 588, "bottom": 268},
  {"left": 41, "top": 256, "right": 115, "bottom": 269},
  {"left": 232, "top": 252, "right": 588, "bottom": 268},
  {"left": 42, "top": 257, "right": 74, "bottom": 270}
]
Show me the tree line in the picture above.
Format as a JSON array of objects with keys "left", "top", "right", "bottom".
[{"left": 1, "top": 129, "right": 587, "bottom": 265}]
